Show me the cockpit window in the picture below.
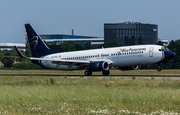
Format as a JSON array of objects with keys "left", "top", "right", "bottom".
[
  {"left": 163, "top": 46, "right": 169, "bottom": 51},
  {"left": 160, "top": 46, "right": 169, "bottom": 51}
]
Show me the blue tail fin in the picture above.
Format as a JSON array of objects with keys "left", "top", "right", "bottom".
[{"left": 25, "top": 24, "right": 59, "bottom": 57}]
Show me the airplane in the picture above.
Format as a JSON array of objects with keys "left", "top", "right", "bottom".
[{"left": 14, "top": 24, "right": 176, "bottom": 76}]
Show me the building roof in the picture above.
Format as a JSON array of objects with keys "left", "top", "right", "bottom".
[
  {"left": 0, "top": 43, "right": 25, "bottom": 51},
  {"left": 43, "top": 38, "right": 104, "bottom": 42},
  {"left": 0, "top": 43, "right": 25, "bottom": 47},
  {"left": 104, "top": 21, "right": 157, "bottom": 26}
]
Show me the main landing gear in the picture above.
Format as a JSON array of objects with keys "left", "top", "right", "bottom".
[
  {"left": 84, "top": 70, "right": 110, "bottom": 76},
  {"left": 102, "top": 70, "right": 110, "bottom": 76},
  {"left": 84, "top": 70, "right": 92, "bottom": 76}
]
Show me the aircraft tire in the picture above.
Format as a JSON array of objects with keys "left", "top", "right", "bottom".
[
  {"left": 84, "top": 71, "right": 92, "bottom": 76},
  {"left": 102, "top": 70, "right": 110, "bottom": 76}
]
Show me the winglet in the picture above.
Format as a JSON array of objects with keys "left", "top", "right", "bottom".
[{"left": 14, "top": 46, "right": 29, "bottom": 59}]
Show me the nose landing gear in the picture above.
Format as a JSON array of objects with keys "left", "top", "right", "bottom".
[
  {"left": 157, "top": 66, "right": 161, "bottom": 71},
  {"left": 157, "top": 64, "right": 162, "bottom": 71}
]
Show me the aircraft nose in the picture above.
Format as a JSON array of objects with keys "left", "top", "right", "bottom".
[{"left": 165, "top": 50, "right": 176, "bottom": 60}]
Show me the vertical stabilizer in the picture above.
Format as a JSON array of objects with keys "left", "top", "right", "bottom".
[{"left": 25, "top": 24, "right": 58, "bottom": 57}]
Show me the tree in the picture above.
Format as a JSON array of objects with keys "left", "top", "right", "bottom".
[
  {"left": 156, "top": 41, "right": 163, "bottom": 46},
  {"left": 25, "top": 38, "right": 32, "bottom": 57},
  {"left": 75, "top": 44, "right": 85, "bottom": 51},
  {"left": 166, "top": 40, "right": 180, "bottom": 69},
  {"left": 0, "top": 50, "right": 3, "bottom": 61},
  {"left": 1, "top": 51, "right": 15, "bottom": 68},
  {"left": 84, "top": 43, "right": 92, "bottom": 50},
  {"left": 61, "top": 42, "right": 76, "bottom": 52}
]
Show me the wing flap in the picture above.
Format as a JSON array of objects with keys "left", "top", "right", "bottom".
[{"left": 29, "top": 57, "right": 90, "bottom": 64}]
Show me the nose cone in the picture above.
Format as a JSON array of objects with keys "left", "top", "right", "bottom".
[
  {"left": 171, "top": 51, "right": 176, "bottom": 58},
  {"left": 164, "top": 50, "right": 176, "bottom": 60},
  {"left": 157, "top": 50, "right": 176, "bottom": 65}
]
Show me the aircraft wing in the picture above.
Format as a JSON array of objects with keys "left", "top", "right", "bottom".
[
  {"left": 14, "top": 46, "right": 112, "bottom": 68},
  {"left": 14, "top": 46, "right": 90, "bottom": 68}
]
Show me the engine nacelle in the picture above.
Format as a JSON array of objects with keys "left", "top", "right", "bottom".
[
  {"left": 118, "top": 65, "right": 139, "bottom": 71},
  {"left": 89, "top": 61, "right": 109, "bottom": 71}
]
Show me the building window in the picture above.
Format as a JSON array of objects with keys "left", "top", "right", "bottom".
[
  {"left": 137, "top": 25, "right": 139, "bottom": 29},
  {"left": 117, "top": 30, "right": 118, "bottom": 33},
  {"left": 138, "top": 36, "right": 142, "bottom": 44},
  {"left": 131, "top": 36, "right": 135, "bottom": 45},
  {"left": 117, "top": 34, "right": 118, "bottom": 37},
  {"left": 124, "top": 36, "right": 128, "bottom": 45}
]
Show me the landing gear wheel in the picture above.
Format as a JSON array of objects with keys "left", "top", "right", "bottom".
[
  {"left": 157, "top": 68, "right": 161, "bottom": 71},
  {"left": 84, "top": 70, "right": 92, "bottom": 76},
  {"left": 157, "top": 66, "right": 162, "bottom": 71},
  {"left": 102, "top": 70, "right": 110, "bottom": 76}
]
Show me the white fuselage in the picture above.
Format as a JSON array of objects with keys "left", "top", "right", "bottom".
[{"left": 40, "top": 45, "right": 163, "bottom": 70}]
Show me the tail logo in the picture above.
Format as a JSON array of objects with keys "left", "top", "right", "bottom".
[{"left": 30, "top": 36, "right": 39, "bottom": 50}]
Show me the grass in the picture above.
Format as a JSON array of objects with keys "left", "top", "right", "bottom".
[
  {"left": 1, "top": 69, "right": 180, "bottom": 76},
  {"left": 0, "top": 77, "right": 180, "bottom": 114}
]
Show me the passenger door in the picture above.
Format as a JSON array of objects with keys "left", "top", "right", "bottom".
[
  {"left": 45, "top": 57, "right": 49, "bottom": 66},
  {"left": 149, "top": 47, "right": 154, "bottom": 57}
]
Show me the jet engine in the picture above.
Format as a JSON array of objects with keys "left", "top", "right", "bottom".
[
  {"left": 118, "top": 65, "right": 139, "bottom": 70},
  {"left": 89, "top": 61, "right": 109, "bottom": 71}
]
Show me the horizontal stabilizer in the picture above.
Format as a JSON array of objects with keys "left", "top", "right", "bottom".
[{"left": 14, "top": 46, "right": 29, "bottom": 59}]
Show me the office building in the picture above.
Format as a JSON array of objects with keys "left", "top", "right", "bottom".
[{"left": 104, "top": 21, "right": 158, "bottom": 46}]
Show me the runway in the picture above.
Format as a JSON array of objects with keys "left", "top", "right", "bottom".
[{"left": 0, "top": 74, "right": 180, "bottom": 79}]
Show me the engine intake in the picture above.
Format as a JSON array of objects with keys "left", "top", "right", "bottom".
[{"left": 89, "top": 61, "right": 109, "bottom": 71}]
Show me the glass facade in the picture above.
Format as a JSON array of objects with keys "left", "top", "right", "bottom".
[{"left": 104, "top": 22, "right": 158, "bottom": 46}]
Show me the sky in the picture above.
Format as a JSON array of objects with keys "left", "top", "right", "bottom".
[{"left": 0, "top": 0, "right": 180, "bottom": 43}]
